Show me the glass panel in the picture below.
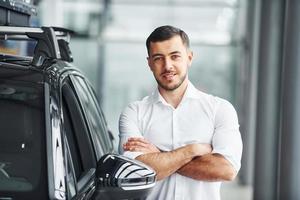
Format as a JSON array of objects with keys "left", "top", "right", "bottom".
[
  {"left": 61, "top": 81, "right": 96, "bottom": 172},
  {"left": 0, "top": 79, "right": 47, "bottom": 198},
  {"left": 189, "top": 45, "right": 238, "bottom": 102},
  {"left": 69, "top": 38, "right": 99, "bottom": 88},
  {"left": 65, "top": 140, "right": 77, "bottom": 198},
  {"left": 71, "top": 75, "right": 111, "bottom": 159},
  {"left": 86, "top": 81, "right": 114, "bottom": 151},
  {"left": 62, "top": 97, "right": 84, "bottom": 180}
]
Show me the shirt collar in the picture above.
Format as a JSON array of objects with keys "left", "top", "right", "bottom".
[{"left": 151, "top": 81, "right": 200, "bottom": 104}]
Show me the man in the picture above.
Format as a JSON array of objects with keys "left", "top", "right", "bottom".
[{"left": 119, "top": 25, "right": 243, "bottom": 200}]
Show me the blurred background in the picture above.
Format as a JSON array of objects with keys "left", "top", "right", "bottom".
[{"left": 2, "top": 0, "right": 300, "bottom": 199}]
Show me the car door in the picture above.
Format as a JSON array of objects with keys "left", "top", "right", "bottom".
[
  {"left": 61, "top": 73, "right": 156, "bottom": 200},
  {"left": 61, "top": 77, "right": 97, "bottom": 200}
]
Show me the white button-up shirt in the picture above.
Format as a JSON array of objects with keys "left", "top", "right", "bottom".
[{"left": 119, "top": 81, "right": 243, "bottom": 200}]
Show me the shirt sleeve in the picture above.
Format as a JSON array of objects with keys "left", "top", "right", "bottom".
[
  {"left": 211, "top": 98, "right": 243, "bottom": 172},
  {"left": 118, "top": 103, "right": 144, "bottom": 159}
]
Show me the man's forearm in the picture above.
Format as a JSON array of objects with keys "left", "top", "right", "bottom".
[
  {"left": 123, "top": 137, "right": 212, "bottom": 181},
  {"left": 136, "top": 145, "right": 196, "bottom": 181},
  {"left": 177, "top": 153, "right": 237, "bottom": 181}
]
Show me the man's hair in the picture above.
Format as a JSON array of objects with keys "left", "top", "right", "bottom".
[{"left": 146, "top": 25, "right": 190, "bottom": 55}]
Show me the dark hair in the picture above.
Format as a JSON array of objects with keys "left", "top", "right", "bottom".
[{"left": 146, "top": 25, "right": 190, "bottom": 55}]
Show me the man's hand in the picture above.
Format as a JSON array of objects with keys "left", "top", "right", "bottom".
[{"left": 123, "top": 137, "right": 161, "bottom": 154}]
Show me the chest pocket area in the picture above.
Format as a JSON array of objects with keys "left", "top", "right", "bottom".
[{"left": 175, "top": 113, "right": 214, "bottom": 146}]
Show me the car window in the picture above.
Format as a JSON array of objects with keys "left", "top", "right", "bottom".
[
  {"left": 61, "top": 82, "right": 97, "bottom": 177},
  {"left": 0, "top": 79, "right": 47, "bottom": 199},
  {"left": 84, "top": 79, "right": 114, "bottom": 150},
  {"left": 70, "top": 75, "right": 112, "bottom": 160},
  {"left": 87, "top": 82, "right": 114, "bottom": 148},
  {"left": 62, "top": 79, "right": 100, "bottom": 199},
  {"left": 64, "top": 135, "right": 77, "bottom": 199},
  {"left": 62, "top": 96, "right": 83, "bottom": 180}
]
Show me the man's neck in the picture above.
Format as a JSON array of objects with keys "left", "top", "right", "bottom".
[{"left": 158, "top": 80, "right": 188, "bottom": 109}]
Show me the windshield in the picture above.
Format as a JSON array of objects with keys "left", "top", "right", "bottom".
[{"left": 0, "top": 79, "right": 47, "bottom": 199}]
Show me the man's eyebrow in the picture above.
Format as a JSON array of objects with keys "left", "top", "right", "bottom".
[
  {"left": 151, "top": 51, "right": 181, "bottom": 58},
  {"left": 169, "top": 51, "right": 181, "bottom": 55},
  {"left": 151, "top": 53, "right": 164, "bottom": 58}
]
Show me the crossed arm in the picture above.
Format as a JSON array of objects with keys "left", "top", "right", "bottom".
[{"left": 123, "top": 137, "right": 237, "bottom": 181}]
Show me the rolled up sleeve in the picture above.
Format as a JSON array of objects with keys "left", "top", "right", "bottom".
[
  {"left": 118, "top": 103, "right": 145, "bottom": 159},
  {"left": 211, "top": 99, "right": 243, "bottom": 172}
]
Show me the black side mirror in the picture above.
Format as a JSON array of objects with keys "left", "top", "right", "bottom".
[{"left": 93, "top": 154, "right": 156, "bottom": 200}]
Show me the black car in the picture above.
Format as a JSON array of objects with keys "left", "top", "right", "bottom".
[{"left": 0, "top": 26, "right": 156, "bottom": 200}]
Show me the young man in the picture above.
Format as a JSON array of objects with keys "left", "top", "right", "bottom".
[{"left": 119, "top": 25, "right": 243, "bottom": 200}]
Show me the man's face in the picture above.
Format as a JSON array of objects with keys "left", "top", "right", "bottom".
[{"left": 147, "top": 35, "right": 193, "bottom": 91}]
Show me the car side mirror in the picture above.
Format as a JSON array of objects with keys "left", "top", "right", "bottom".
[{"left": 93, "top": 153, "right": 156, "bottom": 200}]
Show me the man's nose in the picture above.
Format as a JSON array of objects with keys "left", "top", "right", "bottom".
[{"left": 163, "top": 58, "right": 173, "bottom": 71}]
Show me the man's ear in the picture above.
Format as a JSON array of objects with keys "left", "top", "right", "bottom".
[
  {"left": 147, "top": 57, "right": 154, "bottom": 71},
  {"left": 188, "top": 51, "right": 193, "bottom": 67}
]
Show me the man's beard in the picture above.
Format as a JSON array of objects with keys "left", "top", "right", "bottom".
[{"left": 155, "top": 71, "right": 187, "bottom": 91}]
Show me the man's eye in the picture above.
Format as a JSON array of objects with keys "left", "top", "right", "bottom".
[
  {"left": 171, "top": 55, "right": 180, "bottom": 60},
  {"left": 153, "top": 57, "right": 163, "bottom": 61}
]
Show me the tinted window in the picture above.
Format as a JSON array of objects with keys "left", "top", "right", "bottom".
[
  {"left": 64, "top": 136, "right": 77, "bottom": 199},
  {"left": 62, "top": 96, "right": 83, "bottom": 180},
  {"left": 0, "top": 79, "right": 47, "bottom": 199},
  {"left": 71, "top": 75, "right": 112, "bottom": 159},
  {"left": 61, "top": 82, "right": 96, "bottom": 175},
  {"left": 62, "top": 79, "right": 100, "bottom": 199}
]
